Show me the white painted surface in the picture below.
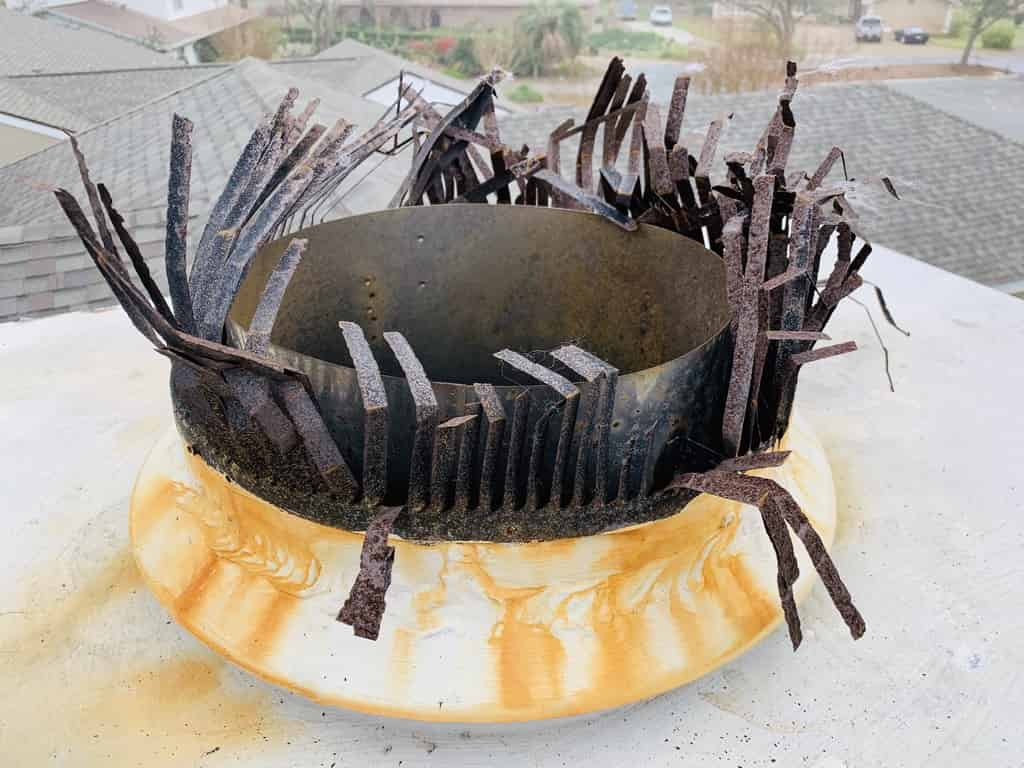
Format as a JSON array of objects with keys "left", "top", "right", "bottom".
[
  {"left": 0, "top": 244, "right": 1022, "bottom": 764},
  {"left": 367, "top": 74, "right": 512, "bottom": 117}
]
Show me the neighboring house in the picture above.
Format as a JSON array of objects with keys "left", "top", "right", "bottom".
[
  {"left": 0, "top": 7, "right": 183, "bottom": 165},
  {"left": 40, "top": 0, "right": 256, "bottom": 64},
  {"left": 0, "top": 56, "right": 429, "bottom": 320},
  {"left": 713, "top": 0, "right": 952, "bottom": 32},
  {"left": 333, "top": 0, "right": 598, "bottom": 31},
  {"left": 312, "top": 38, "right": 513, "bottom": 115},
  {"left": 856, "top": 0, "right": 954, "bottom": 34}
]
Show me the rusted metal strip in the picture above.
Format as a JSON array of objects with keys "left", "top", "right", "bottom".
[
  {"left": 664, "top": 75, "right": 690, "bottom": 150},
  {"left": 337, "top": 506, "right": 403, "bottom": 641},
  {"left": 533, "top": 169, "right": 636, "bottom": 230},
  {"left": 669, "top": 467, "right": 863, "bottom": 647},
  {"left": 277, "top": 379, "right": 358, "bottom": 500},
  {"left": 384, "top": 332, "right": 438, "bottom": 511},
  {"left": 96, "top": 184, "right": 175, "bottom": 325},
  {"left": 54, "top": 189, "right": 161, "bottom": 346},
  {"left": 642, "top": 103, "right": 673, "bottom": 196},
  {"left": 577, "top": 57, "right": 625, "bottom": 190},
  {"left": 716, "top": 450, "right": 791, "bottom": 472},
  {"left": 474, "top": 383, "right": 506, "bottom": 513},
  {"left": 550, "top": 346, "right": 619, "bottom": 507},
  {"left": 430, "top": 414, "right": 477, "bottom": 514},
  {"left": 253, "top": 123, "right": 328, "bottom": 214},
  {"left": 59, "top": 188, "right": 310, "bottom": 382},
  {"left": 339, "top": 321, "right": 389, "bottom": 506},
  {"left": 765, "top": 330, "right": 830, "bottom": 341},
  {"left": 773, "top": 341, "right": 858, "bottom": 439},
  {"left": 602, "top": 74, "right": 632, "bottom": 166},
  {"left": 721, "top": 217, "right": 752, "bottom": 456},
  {"left": 223, "top": 368, "right": 298, "bottom": 453},
  {"left": 807, "top": 146, "right": 843, "bottom": 190},
  {"left": 494, "top": 349, "right": 579, "bottom": 507},
  {"left": 774, "top": 492, "right": 866, "bottom": 640},
  {"left": 502, "top": 391, "right": 530, "bottom": 511},
  {"left": 67, "top": 133, "right": 118, "bottom": 256},
  {"left": 191, "top": 115, "right": 272, "bottom": 294},
  {"left": 454, "top": 401, "right": 481, "bottom": 513},
  {"left": 245, "top": 238, "right": 307, "bottom": 356},
  {"left": 610, "top": 74, "right": 647, "bottom": 164},
  {"left": 165, "top": 114, "right": 196, "bottom": 334},
  {"left": 527, "top": 402, "right": 561, "bottom": 511},
  {"left": 762, "top": 496, "right": 802, "bottom": 649},
  {"left": 197, "top": 154, "right": 320, "bottom": 340},
  {"left": 788, "top": 341, "right": 858, "bottom": 367}
]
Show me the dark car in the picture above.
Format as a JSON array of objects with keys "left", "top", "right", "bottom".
[{"left": 896, "top": 26, "right": 929, "bottom": 44}]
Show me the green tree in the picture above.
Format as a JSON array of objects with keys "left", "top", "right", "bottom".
[
  {"left": 958, "top": 0, "right": 1023, "bottom": 64},
  {"left": 511, "top": 1, "right": 584, "bottom": 77}
]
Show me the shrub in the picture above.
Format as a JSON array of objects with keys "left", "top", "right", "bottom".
[
  {"left": 506, "top": 83, "right": 545, "bottom": 103},
  {"left": 981, "top": 19, "right": 1016, "bottom": 49},
  {"left": 511, "top": 1, "right": 584, "bottom": 77},
  {"left": 445, "top": 36, "right": 482, "bottom": 76}
]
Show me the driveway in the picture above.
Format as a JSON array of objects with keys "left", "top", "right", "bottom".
[{"left": 624, "top": 19, "right": 700, "bottom": 47}]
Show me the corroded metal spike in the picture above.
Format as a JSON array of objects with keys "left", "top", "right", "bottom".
[
  {"left": 551, "top": 345, "right": 619, "bottom": 507},
  {"left": 245, "top": 238, "right": 307, "bottom": 356},
  {"left": 454, "top": 402, "right": 481, "bottom": 513},
  {"left": 166, "top": 114, "right": 195, "bottom": 334},
  {"left": 384, "top": 332, "right": 438, "bottom": 512},
  {"left": 339, "top": 321, "right": 388, "bottom": 506},
  {"left": 474, "top": 383, "right": 506, "bottom": 513},
  {"left": 277, "top": 380, "right": 358, "bottom": 501},
  {"left": 494, "top": 349, "right": 580, "bottom": 508},
  {"left": 502, "top": 391, "right": 530, "bottom": 511},
  {"left": 527, "top": 402, "right": 561, "bottom": 511},
  {"left": 223, "top": 368, "right": 298, "bottom": 454},
  {"left": 430, "top": 414, "right": 477, "bottom": 514}
]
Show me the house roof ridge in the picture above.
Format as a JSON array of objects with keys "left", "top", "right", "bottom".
[
  {"left": 0, "top": 65, "right": 236, "bottom": 173},
  {"left": 4, "top": 63, "right": 228, "bottom": 80}
]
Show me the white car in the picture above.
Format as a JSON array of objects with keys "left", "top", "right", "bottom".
[
  {"left": 855, "top": 15, "right": 883, "bottom": 42},
  {"left": 649, "top": 5, "right": 673, "bottom": 26}
]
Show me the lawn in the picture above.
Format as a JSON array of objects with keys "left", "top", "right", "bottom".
[{"left": 927, "top": 26, "right": 1022, "bottom": 51}]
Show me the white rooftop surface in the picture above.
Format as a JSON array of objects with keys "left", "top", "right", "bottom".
[{"left": 1, "top": 243, "right": 1022, "bottom": 765}]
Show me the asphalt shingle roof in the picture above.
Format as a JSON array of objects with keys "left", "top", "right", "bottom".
[
  {"left": 498, "top": 78, "right": 1024, "bottom": 289},
  {"left": 1, "top": 66, "right": 222, "bottom": 131},
  {"left": 0, "top": 7, "right": 180, "bottom": 76},
  {"left": 0, "top": 59, "right": 409, "bottom": 229}
]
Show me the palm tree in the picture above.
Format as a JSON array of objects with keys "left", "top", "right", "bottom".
[{"left": 512, "top": 1, "right": 584, "bottom": 77}]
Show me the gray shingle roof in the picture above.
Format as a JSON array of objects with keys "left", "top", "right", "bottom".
[
  {"left": 498, "top": 78, "right": 1024, "bottom": 289},
  {"left": 0, "top": 8, "right": 181, "bottom": 76},
  {"left": 0, "top": 58, "right": 410, "bottom": 229},
  {"left": 1, "top": 65, "right": 222, "bottom": 131}
]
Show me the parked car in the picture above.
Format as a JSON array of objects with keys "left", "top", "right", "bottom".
[
  {"left": 617, "top": 0, "right": 637, "bottom": 20},
  {"left": 649, "top": 5, "right": 673, "bottom": 26},
  {"left": 855, "top": 15, "right": 883, "bottom": 42},
  {"left": 896, "top": 26, "right": 929, "bottom": 44}
]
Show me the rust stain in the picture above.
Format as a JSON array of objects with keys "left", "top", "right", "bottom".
[
  {"left": 0, "top": 545, "right": 284, "bottom": 767},
  {"left": 118, "top": 428, "right": 832, "bottom": 723},
  {"left": 242, "top": 590, "right": 299, "bottom": 662},
  {"left": 174, "top": 556, "right": 220, "bottom": 616},
  {"left": 490, "top": 588, "right": 566, "bottom": 710}
]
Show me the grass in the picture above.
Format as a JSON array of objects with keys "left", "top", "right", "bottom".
[
  {"left": 587, "top": 26, "right": 690, "bottom": 58},
  {"left": 674, "top": 15, "right": 723, "bottom": 42},
  {"left": 506, "top": 83, "right": 545, "bottom": 103},
  {"left": 589, "top": 27, "right": 667, "bottom": 52},
  {"left": 925, "top": 26, "right": 1021, "bottom": 51}
]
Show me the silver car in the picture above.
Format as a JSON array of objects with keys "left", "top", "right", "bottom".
[
  {"left": 855, "top": 15, "right": 883, "bottom": 42},
  {"left": 649, "top": 5, "right": 673, "bottom": 26}
]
